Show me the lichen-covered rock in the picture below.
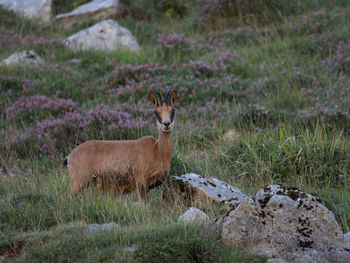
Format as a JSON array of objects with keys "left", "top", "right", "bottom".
[
  {"left": 56, "top": 0, "right": 119, "bottom": 29},
  {"left": 179, "top": 207, "right": 209, "bottom": 224},
  {"left": 1, "top": 50, "right": 43, "bottom": 67},
  {"left": 65, "top": 19, "right": 140, "bottom": 52},
  {"left": 85, "top": 222, "right": 120, "bottom": 235},
  {"left": 220, "top": 185, "right": 350, "bottom": 263},
  {"left": 169, "top": 173, "right": 250, "bottom": 208},
  {"left": 0, "top": 0, "right": 51, "bottom": 22}
]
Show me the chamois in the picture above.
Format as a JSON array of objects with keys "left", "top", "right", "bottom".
[{"left": 64, "top": 90, "right": 178, "bottom": 200}]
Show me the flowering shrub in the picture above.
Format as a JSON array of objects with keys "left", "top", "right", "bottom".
[
  {"left": 3, "top": 104, "right": 152, "bottom": 157},
  {"left": 157, "top": 33, "right": 190, "bottom": 51},
  {"left": 0, "top": 28, "right": 63, "bottom": 54},
  {"left": 6, "top": 95, "right": 76, "bottom": 121},
  {"left": 324, "top": 40, "right": 350, "bottom": 73}
]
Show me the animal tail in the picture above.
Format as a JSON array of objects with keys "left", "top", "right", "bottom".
[{"left": 62, "top": 158, "right": 68, "bottom": 168}]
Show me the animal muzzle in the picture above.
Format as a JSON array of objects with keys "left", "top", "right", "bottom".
[{"left": 161, "top": 121, "right": 173, "bottom": 131}]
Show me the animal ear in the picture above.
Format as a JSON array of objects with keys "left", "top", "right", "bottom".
[
  {"left": 149, "top": 91, "right": 161, "bottom": 109},
  {"left": 167, "top": 90, "right": 177, "bottom": 107}
]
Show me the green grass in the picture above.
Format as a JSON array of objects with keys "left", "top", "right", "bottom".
[{"left": 1, "top": 0, "right": 350, "bottom": 261}]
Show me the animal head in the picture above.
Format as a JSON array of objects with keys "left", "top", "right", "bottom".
[{"left": 149, "top": 90, "right": 178, "bottom": 132}]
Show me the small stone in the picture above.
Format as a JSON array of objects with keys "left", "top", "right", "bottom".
[
  {"left": 1, "top": 50, "right": 43, "bottom": 67},
  {"left": 222, "top": 129, "right": 239, "bottom": 143},
  {"left": 179, "top": 207, "right": 209, "bottom": 224},
  {"left": 267, "top": 259, "right": 288, "bottom": 263},
  {"left": 122, "top": 246, "right": 136, "bottom": 253},
  {"left": 85, "top": 222, "right": 120, "bottom": 235},
  {"left": 68, "top": 58, "right": 82, "bottom": 64}
]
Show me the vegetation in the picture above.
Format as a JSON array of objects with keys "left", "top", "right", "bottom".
[{"left": 1, "top": 0, "right": 350, "bottom": 261}]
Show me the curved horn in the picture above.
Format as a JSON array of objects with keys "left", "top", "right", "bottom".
[
  {"left": 166, "top": 90, "right": 171, "bottom": 105},
  {"left": 155, "top": 90, "right": 163, "bottom": 105}
]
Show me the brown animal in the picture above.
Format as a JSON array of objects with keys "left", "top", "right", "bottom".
[{"left": 64, "top": 90, "right": 178, "bottom": 200}]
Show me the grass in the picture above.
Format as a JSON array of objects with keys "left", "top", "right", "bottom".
[{"left": 1, "top": 0, "right": 350, "bottom": 262}]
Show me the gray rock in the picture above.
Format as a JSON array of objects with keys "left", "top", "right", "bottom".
[
  {"left": 0, "top": 0, "right": 51, "bottom": 22},
  {"left": 344, "top": 232, "right": 350, "bottom": 245},
  {"left": 220, "top": 185, "right": 350, "bottom": 263},
  {"left": 267, "top": 259, "right": 288, "bottom": 263},
  {"left": 56, "top": 0, "right": 119, "bottom": 29},
  {"left": 68, "top": 58, "right": 82, "bottom": 64},
  {"left": 1, "top": 50, "right": 43, "bottom": 67},
  {"left": 85, "top": 222, "right": 120, "bottom": 235},
  {"left": 179, "top": 207, "right": 209, "bottom": 224},
  {"left": 122, "top": 246, "right": 136, "bottom": 253},
  {"left": 170, "top": 173, "right": 250, "bottom": 208},
  {"left": 65, "top": 19, "right": 140, "bottom": 52}
]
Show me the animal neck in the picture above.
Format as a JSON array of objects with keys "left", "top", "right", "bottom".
[{"left": 157, "top": 128, "right": 173, "bottom": 160}]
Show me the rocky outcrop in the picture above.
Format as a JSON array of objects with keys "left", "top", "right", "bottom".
[
  {"left": 1, "top": 50, "right": 43, "bottom": 67},
  {"left": 219, "top": 185, "right": 350, "bottom": 263},
  {"left": 0, "top": 0, "right": 51, "bottom": 22},
  {"left": 65, "top": 19, "right": 139, "bottom": 52},
  {"left": 85, "top": 222, "right": 120, "bottom": 235},
  {"left": 179, "top": 207, "right": 209, "bottom": 224},
  {"left": 56, "top": 0, "right": 119, "bottom": 29},
  {"left": 168, "top": 173, "right": 250, "bottom": 208}
]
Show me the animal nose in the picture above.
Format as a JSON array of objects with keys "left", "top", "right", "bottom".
[{"left": 163, "top": 122, "right": 170, "bottom": 127}]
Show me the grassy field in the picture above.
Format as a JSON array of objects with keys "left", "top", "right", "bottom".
[{"left": 1, "top": 0, "right": 350, "bottom": 262}]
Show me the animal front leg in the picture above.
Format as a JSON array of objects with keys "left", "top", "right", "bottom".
[
  {"left": 136, "top": 182, "right": 149, "bottom": 202},
  {"left": 66, "top": 164, "right": 93, "bottom": 196}
]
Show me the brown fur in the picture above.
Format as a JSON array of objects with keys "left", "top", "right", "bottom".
[{"left": 65, "top": 91, "right": 177, "bottom": 200}]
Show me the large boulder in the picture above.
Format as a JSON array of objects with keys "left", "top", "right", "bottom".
[
  {"left": 65, "top": 19, "right": 139, "bottom": 52},
  {"left": 167, "top": 173, "right": 250, "bottom": 208},
  {"left": 0, "top": 0, "right": 51, "bottom": 22},
  {"left": 56, "top": 0, "right": 119, "bottom": 29},
  {"left": 0, "top": 50, "right": 43, "bottom": 67},
  {"left": 220, "top": 185, "right": 350, "bottom": 263}
]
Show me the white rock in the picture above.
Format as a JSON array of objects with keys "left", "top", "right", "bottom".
[
  {"left": 65, "top": 19, "right": 140, "bottom": 52},
  {"left": 122, "top": 246, "right": 136, "bottom": 253},
  {"left": 0, "top": 0, "right": 51, "bottom": 22},
  {"left": 171, "top": 173, "right": 250, "bottom": 208},
  {"left": 220, "top": 185, "right": 350, "bottom": 263},
  {"left": 1, "top": 50, "right": 43, "bottom": 67},
  {"left": 222, "top": 129, "right": 239, "bottom": 143},
  {"left": 56, "top": 0, "right": 119, "bottom": 29},
  {"left": 85, "top": 222, "right": 120, "bottom": 235},
  {"left": 179, "top": 207, "right": 209, "bottom": 224}
]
